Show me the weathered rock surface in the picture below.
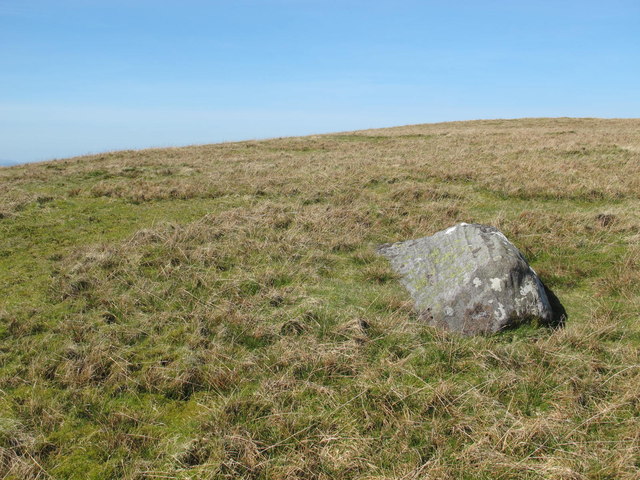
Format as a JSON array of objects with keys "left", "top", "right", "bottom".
[{"left": 378, "top": 223, "right": 560, "bottom": 335}]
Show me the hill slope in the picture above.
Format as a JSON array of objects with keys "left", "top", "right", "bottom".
[{"left": 1, "top": 118, "right": 639, "bottom": 479}]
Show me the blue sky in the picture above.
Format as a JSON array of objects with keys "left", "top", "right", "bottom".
[{"left": 1, "top": 0, "right": 639, "bottom": 165}]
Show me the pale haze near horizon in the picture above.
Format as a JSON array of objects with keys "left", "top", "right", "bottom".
[{"left": 1, "top": 0, "right": 639, "bottom": 165}]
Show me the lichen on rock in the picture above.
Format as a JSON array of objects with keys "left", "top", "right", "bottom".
[{"left": 378, "top": 223, "right": 563, "bottom": 335}]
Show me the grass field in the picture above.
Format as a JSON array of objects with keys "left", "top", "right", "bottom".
[{"left": 0, "top": 118, "right": 638, "bottom": 479}]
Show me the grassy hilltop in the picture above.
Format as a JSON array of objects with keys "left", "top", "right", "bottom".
[{"left": 0, "top": 118, "right": 639, "bottom": 479}]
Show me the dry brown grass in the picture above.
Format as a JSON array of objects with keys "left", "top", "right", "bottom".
[{"left": 0, "top": 118, "right": 638, "bottom": 479}]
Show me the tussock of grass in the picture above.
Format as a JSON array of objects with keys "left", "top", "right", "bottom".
[{"left": 0, "top": 118, "right": 639, "bottom": 479}]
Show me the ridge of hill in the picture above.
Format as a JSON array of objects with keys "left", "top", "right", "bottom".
[{"left": 1, "top": 118, "right": 639, "bottom": 479}]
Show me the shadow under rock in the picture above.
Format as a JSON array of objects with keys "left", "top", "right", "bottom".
[{"left": 543, "top": 282, "right": 568, "bottom": 329}]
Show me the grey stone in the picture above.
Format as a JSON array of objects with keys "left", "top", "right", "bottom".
[{"left": 377, "top": 223, "right": 558, "bottom": 335}]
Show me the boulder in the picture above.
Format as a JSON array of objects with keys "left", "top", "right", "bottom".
[{"left": 377, "top": 223, "right": 562, "bottom": 335}]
